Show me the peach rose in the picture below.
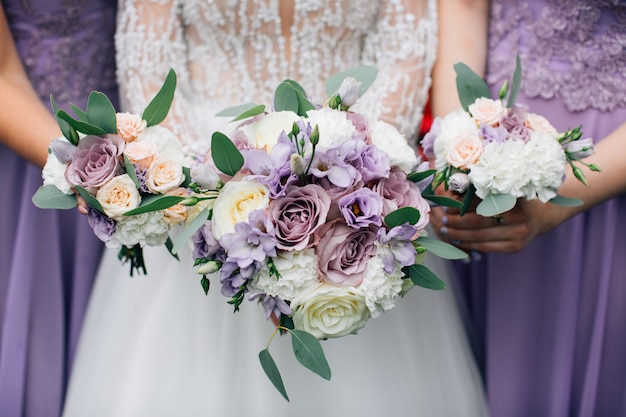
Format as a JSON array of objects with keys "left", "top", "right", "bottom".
[
  {"left": 162, "top": 187, "right": 188, "bottom": 225},
  {"left": 116, "top": 112, "right": 147, "bottom": 143},
  {"left": 124, "top": 140, "right": 158, "bottom": 170},
  {"left": 468, "top": 98, "right": 507, "bottom": 126},
  {"left": 525, "top": 113, "right": 558, "bottom": 136},
  {"left": 96, "top": 174, "right": 141, "bottom": 219},
  {"left": 446, "top": 132, "right": 483, "bottom": 169},
  {"left": 146, "top": 157, "right": 185, "bottom": 194}
]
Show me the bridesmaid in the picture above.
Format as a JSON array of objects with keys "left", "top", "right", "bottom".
[
  {"left": 431, "top": 1, "right": 626, "bottom": 416},
  {"left": 0, "top": 1, "right": 118, "bottom": 416}
]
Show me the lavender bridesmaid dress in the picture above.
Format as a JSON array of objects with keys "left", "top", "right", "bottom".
[
  {"left": 457, "top": 1, "right": 626, "bottom": 416},
  {"left": 0, "top": 1, "right": 117, "bottom": 416}
]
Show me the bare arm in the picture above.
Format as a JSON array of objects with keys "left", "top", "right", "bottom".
[{"left": 0, "top": 6, "right": 61, "bottom": 167}]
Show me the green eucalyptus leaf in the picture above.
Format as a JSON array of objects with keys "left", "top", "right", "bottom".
[
  {"left": 211, "top": 131, "right": 244, "bottom": 176},
  {"left": 172, "top": 207, "right": 210, "bottom": 254},
  {"left": 506, "top": 54, "right": 523, "bottom": 108},
  {"left": 476, "top": 193, "right": 516, "bottom": 217},
  {"left": 215, "top": 103, "right": 261, "bottom": 117},
  {"left": 384, "top": 207, "right": 421, "bottom": 228},
  {"left": 407, "top": 263, "right": 447, "bottom": 290},
  {"left": 290, "top": 329, "right": 331, "bottom": 380},
  {"left": 407, "top": 169, "right": 436, "bottom": 183},
  {"left": 57, "top": 110, "right": 107, "bottom": 136},
  {"left": 454, "top": 62, "right": 492, "bottom": 112},
  {"left": 50, "top": 96, "right": 74, "bottom": 144},
  {"left": 123, "top": 154, "right": 141, "bottom": 189},
  {"left": 70, "top": 103, "right": 89, "bottom": 122},
  {"left": 549, "top": 195, "right": 584, "bottom": 207},
  {"left": 87, "top": 91, "right": 118, "bottom": 134},
  {"left": 231, "top": 104, "right": 266, "bottom": 122},
  {"left": 325, "top": 65, "right": 378, "bottom": 98},
  {"left": 123, "top": 195, "right": 186, "bottom": 216},
  {"left": 75, "top": 186, "right": 105, "bottom": 214},
  {"left": 415, "top": 236, "right": 468, "bottom": 260},
  {"left": 259, "top": 349, "right": 289, "bottom": 401},
  {"left": 32, "top": 185, "right": 77, "bottom": 210},
  {"left": 142, "top": 68, "right": 177, "bottom": 127},
  {"left": 274, "top": 81, "right": 299, "bottom": 113}
]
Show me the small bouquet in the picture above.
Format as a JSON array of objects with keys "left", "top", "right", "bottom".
[
  {"left": 185, "top": 67, "right": 465, "bottom": 399},
  {"left": 33, "top": 70, "right": 196, "bottom": 274},
  {"left": 422, "top": 56, "right": 599, "bottom": 216}
]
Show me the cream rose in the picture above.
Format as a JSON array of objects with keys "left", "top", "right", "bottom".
[
  {"left": 146, "top": 157, "right": 185, "bottom": 194},
  {"left": 124, "top": 140, "right": 158, "bottom": 170},
  {"left": 211, "top": 180, "right": 270, "bottom": 241},
  {"left": 468, "top": 97, "right": 507, "bottom": 126},
  {"left": 162, "top": 187, "right": 188, "bottom": 225},
  {"left": 445, "top": 132, "right": 483, "bottom": 169},
  {"left": 116, "top": 112, "right": 147, "bottom": 143},
  {"left": 291, "top": 283, "right": 370, "bottom": 339},
  {"left": 240, "top": 111, "right": 300, "bottom": 152},
  {"left": 525, "top": 113, "right": 558, "bottom": 136},
  {"left": 96, "top": 174, "right": 141, "bottom": 219}
]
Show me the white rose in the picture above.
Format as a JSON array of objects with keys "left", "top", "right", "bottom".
[
  {"left": 136, "top": 125, "right": 185, "bottom": 164},
  {"left": 124, "top": 139, "right": 158, "bottom": 170},
  {"left": 305, "top": 107, "right": 357, "bottom": 150},
  {"left": 433, "top": 109, "right": 477, "bottom": 171},
  {"left": 107, "top": 211, "right": 169, "bottom": 248},
  {"left": 359, "top": 256, "right": 404, "bottom": 318},
  {"left": 369, "top": 120, "right": 417, "bottom": 173},
  {"left": 116, "top": 112, "right": 147, "bottom": 143},
  {"left": 146, "top": 157, "right": 185, "bottom": 194},
  {"left": 211, "top": 180, "right": 270, "bottom": 241},
  {"left": 42, "top": 153, "right": 73, "bottom": 195},
  {"left": 468, "top": 97, "right": 507, "bottom": 126},
  {"left": 291, "top": 283, "right": 370, "bottom": 339},
  {"left": 240, "top": 111, "right": 300, "bottom": 153},
  {"left": 249, "top": 249, "right": 319, "bottom": 301},
  {"left": 96, "top": 174, "right": 141, "bottom": 219}
]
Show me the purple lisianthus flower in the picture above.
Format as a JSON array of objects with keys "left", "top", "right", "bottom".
[
  {"left": 49, "top": 137, "right": 76, "bottom": 164},
  {"left": 502, "top": 110, "right": 531, "bottom": 142},
  {"left": 243, "top": 136, "right": 299, "bottom": 198},
  {"left": 65, "top": 134, "right": 125, "bottom": 190},
  {"left": 420, "top": 117, "right": 441, "bottom": 159},
  {"left": 87, "top": 206, "right": 116, "bottom": 242},
  {"left": 270, "top": 184, "right": 331, "bottom": 251},
  {"left": 192, "top": 222, "right": 222, "bottom": 260},
  {"left": 248, "top": 292, "right": 292, "bottom": 321},
  {"left": 315, "top": 222, "right": 378, "bottom": 286},
  {"left": 310, "top": 147, "right": 359, "bottom": 188},
  {"left": 480, "top": 124, "right": 508, "bottom": 144},
  {"left": 219, "top": 259, "right": 261, "bottom": 297},
  {"left": 134, "top": 165, "right": 152, "bottom": 194},
  {"left": 377, "top": 224, "right": 418, "bottom": 273},
  {"left": 220, "top": 210, "right": 277, "bottom": 269},
  {"left": 354, "top": 144, "right": 390, "bottom": 183},
  {"left": 338, "top": 188, "right": 383, "bottom": 228}
]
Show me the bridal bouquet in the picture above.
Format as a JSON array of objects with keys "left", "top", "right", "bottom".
[
  {"left": 422, "top": 56, "right": 599, "bottom": 216},
  {"left": 33, "top": 70, "right": 194, "bottom": 274},
  {"left": 185, "top": 67, "right": 465, "bottom": 400}
]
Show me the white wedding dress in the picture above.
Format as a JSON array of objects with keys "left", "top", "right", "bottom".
[{"left": 63, "top": 1, "right": 489, "bottom": 416}]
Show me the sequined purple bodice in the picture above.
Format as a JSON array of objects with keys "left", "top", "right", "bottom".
[
  {"left": 487, "top": 0, "right": 626, "bottom": 112},
  {"left": 4, "top": 0, "right": 118, "bottom": 109}
]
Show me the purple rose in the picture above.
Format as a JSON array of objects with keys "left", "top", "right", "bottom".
[
  {"left": 316, "top": 222, "right": 378, "bottom": 286},
  {"left": 270, "top": 184, "right": 331, "bottom": 251},
  {"left": 87, "top": 206, "right": 116, "bottom": 242},
  {"left": 338, "top": 188, "right": 383, "bottom": 228},
  {"left": 65, "top": 134, "right": 124, "bottom": 190},
  {"left": 502, "top": 110, "right": 531, "bottom": 142}
]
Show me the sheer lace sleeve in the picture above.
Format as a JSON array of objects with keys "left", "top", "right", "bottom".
[
  {"left": 353, "top": 0, "right": 437, "bottom": 147},
  {"left": 116, "top": 0, "right": 194, "bottom": 152}
]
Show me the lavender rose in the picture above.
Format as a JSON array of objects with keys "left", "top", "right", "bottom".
[
  {"left": 316, "top": 222, "right": 378, "bottom": 286},
  {"left": 270, "top": 184, "right": 331, "bottom": 251},
  {"left": 66, "top": 134, "right": 124, "bottom": 190}
]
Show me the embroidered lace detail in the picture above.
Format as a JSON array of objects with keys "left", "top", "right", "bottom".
[
  {"left": 4, "top": 0, "right": 118, "bottom": 108},
  {"left": 116, "top": 0, "right": 437, "bottom": 155},
  {"left": 487, "top": 0, "right": 626, "bottom": 112}
]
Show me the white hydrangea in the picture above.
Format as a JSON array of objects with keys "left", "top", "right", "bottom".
[
  {"left": 369, "top": 120, "right": 418, "bottom": 174},
  {"left": 249, "top": 249, "right": 319, "bottom": 301},
  {"left": 433, "top": 109, "right": 477, "bottom": 171},
  {"left": 358, "top": 255, "right": 405, "bottom": 318},
  {"left": 135, "top": 125, "right": 185, "bottom": 164},
  {"left": 468, "top": 140, "right": 528, "bottom": 199},
  {"left": 42, "top": 153, "right": 73, "bottom": 195},
  {"left": 520, "top": 132, "right": 566, "bottom": 202},
  {"left": 106, "top": 211, "right": 169, "bottom": 249},
  {"left": 305, "top": 107, "right": 357, "bottom": 150}
]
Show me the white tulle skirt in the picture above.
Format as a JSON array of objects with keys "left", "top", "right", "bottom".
[{"left": 63, "top": 240, "right": 489, "bottom": 417}]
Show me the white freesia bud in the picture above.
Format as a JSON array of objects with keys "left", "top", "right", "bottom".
[
  {"left": 448, "top": 172, "right": 471, "bottom": 193},
  {"left": 197, "top": 260, "right": 221, "bottom": 275},
  {"left": 336, "top": 77, "right": 361, "bottom": 108},
  {"left": 565, "top": 138, "right": 594, "bottom": 160},
  {"left": 290, "top": 153, "right": 306, "bottom": 175}
]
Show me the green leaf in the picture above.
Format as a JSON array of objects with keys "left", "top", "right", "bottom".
[
  {"left": 123, "top": 154, "right": 141, "bottom": 189},
  {"left": 454, "top": 62, "right": 492, "bottom": 112},
  {"left": 259, "top": 349, "right": 289, "bottom": 401},
  {"left": 142, "top": 68, "right": 177, "bottom": 127},
  {"left": 384, "top": 207, "right": 421, "bottom": 228},
  {"left": 211, "top": 131, "right": 244, "bottom": 176},
  {"left": 164, "top": 236, "right": 180, "bottom": 261},
  {"left": 415, "top": 236, "right": 468, "bottom": 260},
  {"left": 200, "top": 276, "right": 210, "bottom": 295},
  {"left": 283, "top": 79, "right": 308, "bottom": 97},
  {"left": 215, "top": 103, "right": 261, "bottom": 117},
  {"left": 70, "top": 103, "right": 89, "bottom": 122},
  {"left": 123, "top": 195, "right": 186, "bottom": 216},
  {"left": 32, "top": 185, "right": 77, "bottom": 210},
  {"left": 290, "top": 329, "right": 331, "bottom": 380},
  {"left": 325, "top": 65, "right": 378, "bottom": 98},
  {"left": 407, "top": 263, "right": 447, "bottom": 290},
  {"left": 459, "top": 184, "right": 476, "bottom": 216},
  {"left": 506, "top": 54, "right": 522, "bottom": 108},
  {"left": 50, "top": 96, "right": 74, "bottom": 144},
  {"left": 422, "top": 195, "right": 464, "bottom": 208},
  {"left": 75, "top": 186, "right": 106, "bottom": 214},
  {"left": 87, "top": 91, "right": 118, "bottom": 134},
  {"left": 172, "top": 207, "right": 211, "bottom": 254},
  {"left": 476, "top": 193, "right": 516, "bottom": 217},
  {"left": 274, "top": 81, "right": 299, "bottom": 113},
  {"left": 283, "top": 80, "right": 315, "bottom": 116},
  {"left": 231, "top": 104, "right": 267, "bottom": 122},
  {"left": 57, "top": 110, "right": 107, "bottom": 136},
  {"left": 549, "top": 195, "right": 583, "bottom": 207},
  {"left": 407, "top": 169, "right": 436, "bottom": 183}
]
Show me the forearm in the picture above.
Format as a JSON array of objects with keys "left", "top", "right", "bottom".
[{"left": 431, "top": 0, "right": 489, "bottom": 117}]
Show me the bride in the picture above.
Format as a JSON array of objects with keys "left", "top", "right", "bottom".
[{"left": 63, "top": 1, "right": 488, "bottom": 416}]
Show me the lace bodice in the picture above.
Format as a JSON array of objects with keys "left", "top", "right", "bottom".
[
  {"left": 487, "top": 0, "right": 626, "bottom": 113},
  {"left": 116, "top": 0, "right": 437, "bottom": 154}
]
